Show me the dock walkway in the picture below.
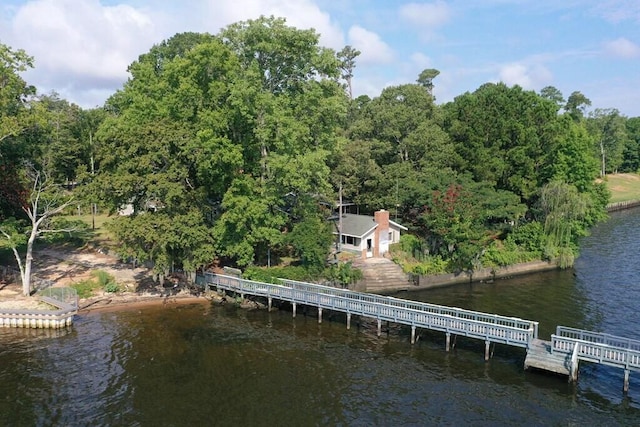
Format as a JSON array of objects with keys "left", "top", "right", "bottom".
[{"left": 203, "top": 273, "right": 639, "bottom": 392}]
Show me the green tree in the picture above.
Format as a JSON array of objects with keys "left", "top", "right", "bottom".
[
  {"left": 539, "top": 181, "right": 589, "bottom": 268},
  {"left": 444, "top": 83, "right": 561, "bottom": 203},
  {"left": 96, "top": 35, "right": 237, "bottom": 277},
  {"left": 539, "top": 86, "right": 564, "bottom": 111},
  {"left": 0, "top": 43, "right": 35, "bottom": 145},
  {"left": 622, "top": 117, "right": 640, "bottom": 172},
  {"left": 287, "top": 214, "right": 333, "bottom": 273},
  {"left": 417, "top": 68, "right": 440, "bottom": 97},
  {"left": 565, "top": 91, "right": 591, "bottom": 122},
  {"left": 587, "top": 108, "right": 629, "bottom": 176},
  {"left": 337, "top": 45, "right": 361, "bottom": 100}
]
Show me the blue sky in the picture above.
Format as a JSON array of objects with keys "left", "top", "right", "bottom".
[{"left": 1, "top": 0, "right": 639, "bottom": 116}]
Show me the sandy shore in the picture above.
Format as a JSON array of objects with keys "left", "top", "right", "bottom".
[
  {"left": 0, "top": 280, "right": 219, "bottom": 315},
  {"left": 76, "top": 292, "right": 215, "bottom": 314}
]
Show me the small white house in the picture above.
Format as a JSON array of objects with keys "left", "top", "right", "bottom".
[{"left": 335, "top": 209, "right": 407, "bottom": 259}]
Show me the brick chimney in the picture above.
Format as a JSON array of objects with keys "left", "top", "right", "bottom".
[{"left": 374, "top": 209, "right": 390, "bottom": 257}]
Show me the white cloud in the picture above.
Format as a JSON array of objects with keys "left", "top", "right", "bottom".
[
  {"left": 592, "top": 0, "right": 640, "bottom": 23},
  {"left": 498, "top": 62, "right": 552, "bottom": 89},
  {"left": 10, "top": 0, "right": 159, "bottom": 81},
  {"left": 410, "top": 52, "right": 432, "bottom": 69},
  {"left": 0, "top": 0, "right": 348, "bottom": 108},
  {"left": 347, "top": 25, "right": 394, "bottom": 65},
  {"left": 199, "top": 0, "right": 344, "bottom": 49},
  {"left": 603, "top": 37, "right": 640, "bottom": 58},
  {"left": 399, "top": 1, "right": 451, "bottom": 28}
]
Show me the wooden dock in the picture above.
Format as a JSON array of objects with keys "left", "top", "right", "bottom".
[
  {"left": 203, "top": 273, "right": 640, "bottom": 392},
  {"left": 524, "top": 338, "right": 570, "bottom": 376}
]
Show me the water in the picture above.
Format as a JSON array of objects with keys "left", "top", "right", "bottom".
[{"left": 2, "top": 210, "right": 640, "bottom": 426}]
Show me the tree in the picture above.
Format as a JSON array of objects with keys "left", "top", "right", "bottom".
[
  {"left": 587, "top": 108, "right": 629, "bottom": 176},
  {"left": 337, "top": 45, "right": 361, "bottom": 100},
  {"left": 97, "top": 21, "right": 348, "bottom": 271},
  {"left": 417, "top": 68, "right": 440, "bottom": 97},
  {"left": 0, "top": 165, "right": 74, "bottom": 296},
  {"left": 539, "top": 86, "right": 564, "bottom": 111},
  {"left": 622, "top": 117, "right": 640, "bottom": 172},
  {"left": 0, "top": 43, "right": 36, "bottom": 221},
  {"left": 539, "top": 180, "right": 588, "bottom": 268},
  {"left": 444, "top": 83, "right": 561, "bottom": 203},
  {"left": 0, "top": 43, "right": 35, "bottom": 145},
  {"left": 543, "top": 116, "right": 599, "bottom": 192},
  {"left": 565, "top": 91, "right": 591, "bottom": 122}
]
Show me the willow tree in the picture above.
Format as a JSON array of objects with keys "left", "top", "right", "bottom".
[{"left": 540, "top": 181, "right": 588, "bottom": 268}]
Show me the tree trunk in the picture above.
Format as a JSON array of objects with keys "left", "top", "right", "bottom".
[{"left": 22, "top": 225, "right": 38, "bottom": 296}]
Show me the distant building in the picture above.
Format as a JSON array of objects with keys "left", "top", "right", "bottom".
[{"left": 335, "top": 209, "right": 407, "bottom": 259}]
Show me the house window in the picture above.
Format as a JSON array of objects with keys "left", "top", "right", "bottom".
[
  {"left": 341, "top": 235, "right": 356, "bottom": 245},
  {"left": 389, "top": 231, "right": 393, "bottom": 242}
]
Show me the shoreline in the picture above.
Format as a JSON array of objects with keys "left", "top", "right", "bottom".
[{"left": 76, "top": 292, "right": 215, "bottom": 314}]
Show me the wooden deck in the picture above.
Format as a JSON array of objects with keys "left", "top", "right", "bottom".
[
  {"left": 203, "top": 273, "right": 639, "bottom": 392},
  {"left": 524, "top": 338, "right": 570, "bottom": 376}
]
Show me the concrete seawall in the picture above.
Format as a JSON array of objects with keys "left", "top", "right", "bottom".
[
  {"left": 370, "top": 260, "right": 560, "bottom": 294},
  {"left": 413, "top": 260, "right": 559, "bottom": 290}
]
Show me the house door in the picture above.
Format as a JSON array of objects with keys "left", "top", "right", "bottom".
[{"left": 366, "top": 238, "right": 373, "bottom": 258}]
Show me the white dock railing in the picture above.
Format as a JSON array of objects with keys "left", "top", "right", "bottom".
[
  {"left": 552, "top": 326, "right": 640, "bottom": 372},
  {"left": 204, "top": 273, "right": 538, "bottom": 349}
]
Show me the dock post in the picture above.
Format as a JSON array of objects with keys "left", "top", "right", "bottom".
[
  {"left": 318, "top": 307, "right": 323, "bottom": 324},
  {"left": 268, "top": 297, "right": 272, "bottom": 312},
  {"left": 624, "top": 370, "right": 630, "bottom": 393},
  {"left": 484, "top": 340, "right": 490, "bottom": 361},
  {"left": 377, "top": 319, "right": 382, "bottom": 337},
  {"left": 346, "top": 313, "right": 351, "bottom": 330},
  {"left": 570, "top": 343, "right": 580, "bottom": 382},
  {"left": 292, "top": 303, "right": 296, "bottom": 318},
  {"left": 446, "top": 333, "right": 451, "bottom": 352},
  {"left": 411, "top": 326, "right": 416, "bottom": 344}
]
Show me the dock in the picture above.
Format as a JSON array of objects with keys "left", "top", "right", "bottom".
[
  {"left": 203, "top": 273, "right": 640, "bottom": 392},
  {"left": 524, "top": 338, "right": 570, "bottom": 376}
]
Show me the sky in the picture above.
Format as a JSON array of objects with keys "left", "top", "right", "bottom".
[{"left": 1, "top": 0, "right": 639, "bottom": 116}]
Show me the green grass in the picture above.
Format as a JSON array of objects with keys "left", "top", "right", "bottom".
[
  {"left": 60, "top": 213, "right": 115, "bottom": 248},
  {"left": 70, "top": 270, "right": 119, "bottom": 298},
  {"left": 603, "top": 173, "right": 640, "bottom": 204}
]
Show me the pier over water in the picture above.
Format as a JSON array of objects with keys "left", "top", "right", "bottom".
[{"left": 204, "top": 272, "right": 639, "bottom": 392}]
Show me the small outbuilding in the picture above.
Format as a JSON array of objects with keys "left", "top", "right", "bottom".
[{"left": 335, "top": 209, "right": 407, "bottom": 259}]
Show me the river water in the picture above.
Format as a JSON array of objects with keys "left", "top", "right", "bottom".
[{"left": 2, "top": 210, "right": 640, "bottom": 426}]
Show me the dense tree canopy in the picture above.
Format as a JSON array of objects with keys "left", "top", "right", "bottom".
[{"left": 3, "top": 17, "right": 638, "bottom": 282}]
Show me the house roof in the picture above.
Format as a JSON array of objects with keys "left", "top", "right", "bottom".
[
  {"left": 338, "top": 214, "right": 377, "bottom": 238},
  {"left": 334, "top": 213, "right": 408, "bottom": 238}
]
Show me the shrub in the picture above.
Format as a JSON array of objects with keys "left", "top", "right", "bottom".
[
  {"left": 104, "top": 282, "right": 120, "bottom": 293},
  {"left": 71, "top": 279, "right": 101, "bottom": 299},
  {"left": 324, "top": 262, "right": 363, "bottom": 287},
  {"left": 70, "top": 270, "right": 118, "bottom": 298}
]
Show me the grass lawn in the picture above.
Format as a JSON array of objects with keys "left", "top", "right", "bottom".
[
  {"left": 603, "top": 173, "right": 640, "bottom": 204},
  {"left": 64, "top": 213, "right": 115, "bottom": 248}
]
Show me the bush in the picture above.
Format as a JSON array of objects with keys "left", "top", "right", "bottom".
[
  {"left": 404, "top": 256, "right": 448, "bottom": 275},
  {"left": 104, "top": 282, "right": 120, "bottom": 293},
  {"left": 324, "top": 262, "right": 363, "bottom": 287},
  {"left": 70, "top": 279, "right": 101, "bottom": 299},
  {"left": 70, "top": 269, "right": 118, "bottom": 298}
]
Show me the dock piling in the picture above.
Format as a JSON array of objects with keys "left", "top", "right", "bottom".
[{"left": 624, "top": 370, "right": 630, "bottom": 393}]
